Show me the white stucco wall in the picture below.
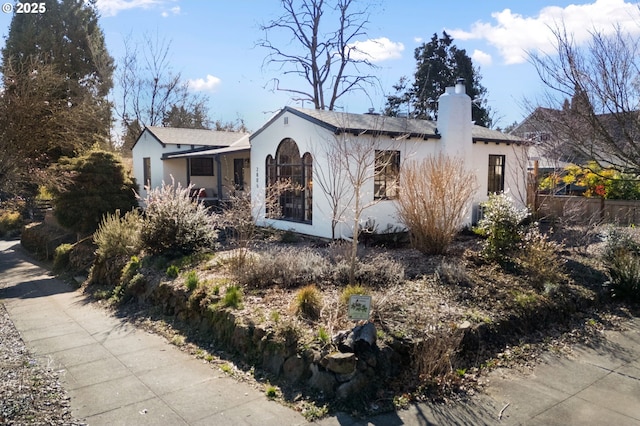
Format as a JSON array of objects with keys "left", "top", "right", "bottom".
[
  {"left": 251, "top": 107, "right": 528, "bottom": 240},
  {"left": 132, "top": 129, "right": 251, "bottom": 202}
]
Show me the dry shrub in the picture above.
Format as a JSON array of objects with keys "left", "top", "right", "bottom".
[
  {"left": 236, "top": 246, "right": 329, "bottom": 288},
  {"left": 435, "top": 260, "right": 474, "bottom": 287},
  {"left": 397, "top": 155, "right": 477, "bottom": 255},
  {"left": 333, "top": 253, "right": 404, "bottom": 287},
  {"left": 517, "top": 227, "right": 565, "bottom": 291},
  {"left": 141, "top": 179, "right": 217, "bottom": 256},
  {"left": 412, "top": 326, "right": 464, "bottom": 381}
]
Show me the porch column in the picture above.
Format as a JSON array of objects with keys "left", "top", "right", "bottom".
[{"left": 216, "top": 154, "right": 223, "bottom": 200}]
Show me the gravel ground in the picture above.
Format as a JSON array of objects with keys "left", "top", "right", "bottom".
[{"left": 0, "top": 301, "right": 84, "bottom": 426}]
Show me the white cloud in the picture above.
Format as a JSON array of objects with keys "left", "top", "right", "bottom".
[
  {"left": 447, "top": 0, "right": 640, "bottom": 64},
  {"left": 188, "top": 74, "right": 222, "bottom": 92},
  {"left": 96, "top": 0, "right": 177, "bottom": 17},
  {"left": 348, "top": 37, "right": 405, "bottom": 62},
  {"left": 161, "top": 6, "right": 181, "bottom": 17},
  {"left": 414, "top": 37, "right": 423, "bottom": 43},
  {"left": 472, "top": 49, "right": 492, "bottom": 66}
]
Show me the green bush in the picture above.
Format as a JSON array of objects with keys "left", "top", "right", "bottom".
[
  {"left": 121, "top": 255, "right": 141, "bottom": 282},
  {"left": 185, "top": 270, "right": 199, "bottom": 290},
  {"left": 294, "top": 284, "right": 323, "bottom": 320},
  {"left": 53, "top": 243, "right": 73, "bottom": 272},
  {"left": 0, "top": 210, "right": 23, "bottom": 237},
  {"left": 222, "top": 285, "right": 243, "bottom": 309},
  {"left": 602, "top": 227, "right": 640, "bottom": 301},
  {"left": 140, "top": 179, "right": 217, "bottom": 256},
  {"left": 49, "top": 149, "right": 138, "bottom": 235},
  {"left": 475, "top": 193, "right": 530, "bottom": 261},
  {"left": 166, "top": 264, "right": 179, "bottom": 279},
  {"left": 93, "top": 210, "right": 142, "bottom": 262}
]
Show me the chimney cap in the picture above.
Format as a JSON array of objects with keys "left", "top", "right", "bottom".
[{"left": 456, "top": 78, "right": 465, "bottom": 85}]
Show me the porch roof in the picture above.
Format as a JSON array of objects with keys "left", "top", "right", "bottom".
[{"left": 162, "top": 134, "right": 250, "bottom": 159}]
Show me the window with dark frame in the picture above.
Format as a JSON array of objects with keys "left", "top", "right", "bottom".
[
  {"left": 266, "top": 138, "right": 312, "bottom": 223},
  {"left": 234, "top": 158, "right": 246, "bottom": 190},
  {"left": 190, "top": 158, "right": 214, "bottom": 176},
  {"left": 488, "top": 154, "right": 505, "bottom": 194},
  {"left": 143, "top": 157, "right": 151, "bottom": 186},
  {"left": 374, "top": 150, "right": 400, "bottom": 200}
]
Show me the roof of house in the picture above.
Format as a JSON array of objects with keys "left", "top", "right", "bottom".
[
  {"left": 134, "top": 126, "right": 250, "bottom": 150},
  {"left": 163, "top": 134, "right": 251, "bottom": 159},
  {"left": 251, "top": 106, "right": 524, "bottom": 144}
]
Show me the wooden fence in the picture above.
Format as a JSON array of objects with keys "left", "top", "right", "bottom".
[{"left": 534, "top": 194, "right": 640, "bottom": 225}]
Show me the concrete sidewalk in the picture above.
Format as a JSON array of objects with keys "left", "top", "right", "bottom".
[
  {"left": 2, "top": 237, "right": 640, "bottom": 425},
  {"left": 0, "top": 239, "right": 308, "bottom": 425}
]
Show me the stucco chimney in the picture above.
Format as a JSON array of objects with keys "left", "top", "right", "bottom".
[{"left": 436, "top": 78, "right": 472, "bottom": 161}]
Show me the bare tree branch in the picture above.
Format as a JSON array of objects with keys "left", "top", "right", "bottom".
[
  {"left": 528, "top": 23, "right": 640, "bottom": 174},
  {"left": 258, "top": 0, "right": 379, "bottom": 110}
]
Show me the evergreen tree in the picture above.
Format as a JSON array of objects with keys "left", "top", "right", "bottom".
[
  {"left": 0, "top": 0, "right": 114, "bottom": 196},
  {"left": 2, "top": 0, "right": 114, "bottom": 141},
  {"left": 49, "top": 149, "right": 138, "bottom": 236},
  {"left": 385, "top": 31, "right": 491, "bottom": 127}
]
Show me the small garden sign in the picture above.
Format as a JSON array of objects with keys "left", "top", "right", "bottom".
[{"left": 348, "top": 295, "right": 371, "bottom": 321}]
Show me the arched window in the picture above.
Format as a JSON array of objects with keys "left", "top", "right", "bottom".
[{"left": 266, "top": 139, "right": 312, "bottom": 223}]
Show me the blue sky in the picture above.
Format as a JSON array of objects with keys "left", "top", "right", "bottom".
[{"left": 1, "top": 0, "right": 640, "bottom": 132}]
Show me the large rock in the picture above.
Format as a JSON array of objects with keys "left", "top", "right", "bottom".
[
  {"left": 308, "top": 364, "right": 336, "bottom": 398},
  {"left": 282, "top": 355, "right": 306, "bottom": 383},
  {"left": 320, "top": 352, "right": 356, "bottom": 375},
  {"left": 336, "top": 371, "right": 369, "bottom": 400}
]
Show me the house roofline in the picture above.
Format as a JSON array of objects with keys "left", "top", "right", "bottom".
[
  {"left": 131, "top": 127, "right": 166, "bottom": 151},
  {"left": 250, "top": 106, "right": 441, "bottom": 141}
]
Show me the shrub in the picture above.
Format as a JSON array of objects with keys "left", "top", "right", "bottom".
[
  {"left": 221, "top": 285, "right": 243, "bottom": 309},
  {"left": 236, "top": 247, "right": 329, "bottom": 288},
  {"left": 53, "top": 243, "right": 73, "bottom": 272},
  {"left": 602, "top": 227, "right": 640, "bottom": 301},
  {"left": 517, "top": 227, "right": 565, "bottom": 291},
  {"left": 121, "top": 256, "right": 141, "bottom": 282},
  {"left": 140, "top": 179, "right": 217, "bottom": 256},
  {"left": 334, "top": 253, "right": 404, "bottom": 287},
  {"left": 475, "top": 192, "right": 530, "bottom": 261},
  {"left": 93, "top": 209, "right": 142, "bottom": 262},
  {"left": 166, "top": 264, "right": 179, "bottom": 279},
  {"left": 397, "top": 155, "right": 477, "bottom": 254},
  {"left": 49, "top": 149, "right": 138, "bottom": 235},
  {"left": 340, "top": 284, "right": 369, "bottom": 305},
  {"left": 435, "top": 261, "right": 474, "bottom": 287},
  {"left": 0, "top": 210, "right": 23, "bottom": 237},
  {"left": 185, "top": 270, "right": 199, "bottom": 291},
  {"left": 293, "top": 285, "right": 323, "bottom": 320}
]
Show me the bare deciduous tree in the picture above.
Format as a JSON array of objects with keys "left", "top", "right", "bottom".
[
  {"left": 258, "top": 0, "right": 379, "bottom": 110},
  {"left": 327, "top": 118, "right": 406, "bottom": 284},
  {"left": 0, "top": 58, "right": 103, "bottom": 195},
  {"left": 117, "top": 33, "right": 211, "bottom": 151},
  {"left": 528, "top": 24, "right": 640, "bottom": 174},
  {"left": 311, "top": 140, "right": 353, "bottom": 240}
]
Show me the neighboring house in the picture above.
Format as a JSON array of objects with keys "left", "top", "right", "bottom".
[
  {"left": 250, "top": 80, "right": 527, "bottom": 240},
  {"left": 131, "top": 126, "right": 251, "bottom": 203},
  {"left": 510, "top": 107, "right": 578, "bottom": 175}
]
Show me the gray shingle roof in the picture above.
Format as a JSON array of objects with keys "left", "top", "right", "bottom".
[
  {"left": 252, "top": 106, "right": 524, "bottom": 144},
  {"left": 146, "top": 126, "right": 249, "bottom": 147}
]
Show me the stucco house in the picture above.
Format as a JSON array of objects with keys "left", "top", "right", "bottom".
[
  {"left": 250, "top": 80, "right": 527, "bottom": 240},
  {"left": 131, "top": 126, "right": 251, "bottom": 203}
]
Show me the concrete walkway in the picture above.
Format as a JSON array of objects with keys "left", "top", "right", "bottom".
[{"left": 1, "top": 237, "right": 639, "bottom": 425}]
